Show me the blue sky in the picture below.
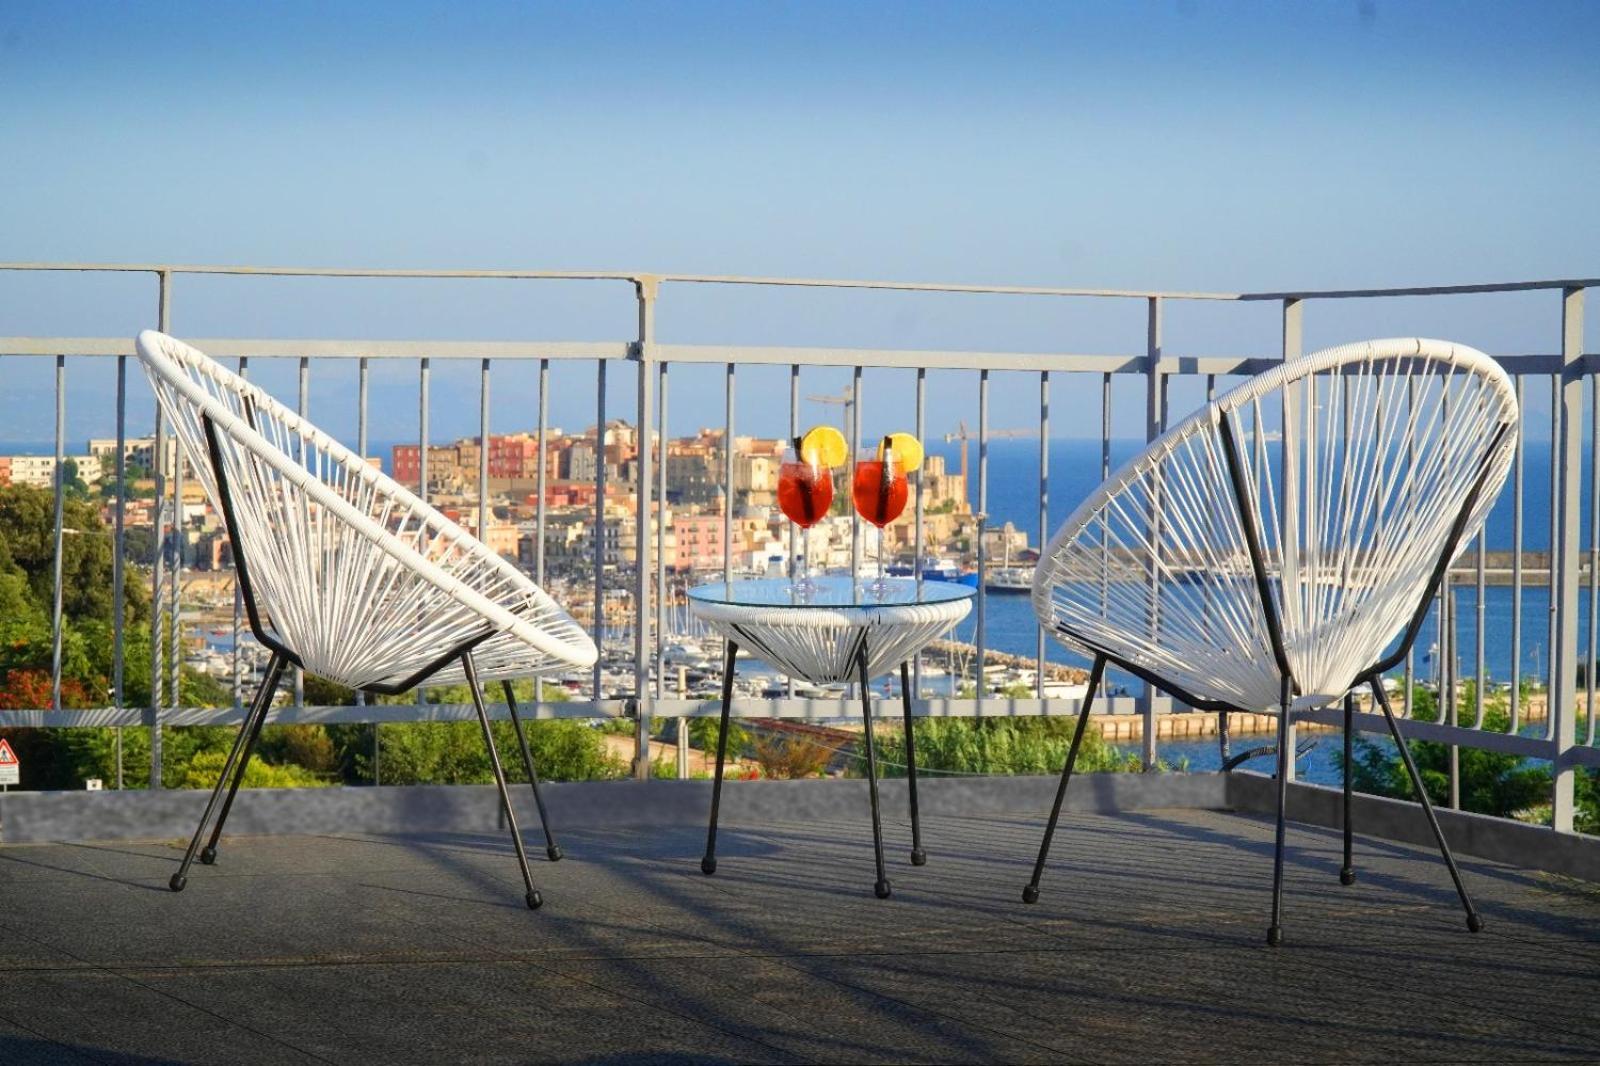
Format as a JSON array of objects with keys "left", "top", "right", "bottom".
[{"left": 0, "top": 0, "right": 1595, "bottom": 445}]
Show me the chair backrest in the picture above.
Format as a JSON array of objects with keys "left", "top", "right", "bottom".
[
  {"left": 1032, "top": 337, "right": 1518, "bottom": 713},
  {"left": 136, "top": 330, "right": 596, "bottom": 690}
]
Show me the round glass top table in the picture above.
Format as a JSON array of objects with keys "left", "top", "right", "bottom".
[
  {"left": 686, "top": 577, "right": 973, "bottom": 684},
  {"left": 686, "top": 576, "right": 974, "bottom": 898}
]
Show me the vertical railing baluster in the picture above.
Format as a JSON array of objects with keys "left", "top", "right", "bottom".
[
  {"left": 1549, "top": 372, "right": 1561, "bottom": 740},
  {"left": 292, "top": 355, "right": 308, "bottom": 709},
  {"left": 479, "top": 358, "right": 491, "bottom": 552},
  {"left": 1101, "top": 371, "right": 1111, "bottom": 624},
  {"left": 723, "top": 362, "right": 735, "bottom": 589},
  {"left": 658, "top": 360, "right": 670, "bottom": 706},
  {"left": 357, "top": 356, "right": 371, "bottom": 777},
  {"left": 1589, "top": 371, "right": 1599, "bottom": 746},
  {"left": 1405, "top": 374, "right": 1418, "bottom": 719},
  {"left": 913, "top": 366, "right": 926, "bottom": 696},
  {"left": 1036, "top": 370, "right": 1048, "bottom": 699},
  {"left": 788, "top": 363, "right": 800, "bottom": 700},
  {"left": 536, "top": 358, "right": 548, "bottom": 587},
  {"left": 418, "top": 355, "right": 430, "bottom": 716},
  {"left": 976, "top": 367, "right": 988, "bottom": 711},
  {"left": 50, "top": 354, "right": 65, "bottom": 711},
  {"left": 149, "top": 269, "right": 171, "bottom": 789},
  {"left": 1278, "top": 297, "right": 1301, "bottom": 773},
  {"left": 1550, "top": 286, "right": 1585, "bottom": 832},
  {"left": 232, "top": 357, "right": 248, "bottom": 711},
  {"left": 594, "top": 358, "right": 607, "bottom": 698},
  {"left": 113, "top": 351, "right": 127, "bottom": 788},
  {"left": 1511, "top": 374, "right": 1525, "bottom": 731},
  {"left": 1474, "top": 533, "right": 1487, "bottom": 728},
  {"left": 419, "top": 357, "right": 431, "bottom": 503},
  {"left": 1142, "top": 296, "right": 1168, "bottom": 769},
  {"left": 169, "top": 373, "right": 183, "bottom": 714},
  {"left": 632, "top": 278, "right": 656, "bottom": 779},
  {"left": 850, "top": 365, "right": 862, "bottom": 583}
]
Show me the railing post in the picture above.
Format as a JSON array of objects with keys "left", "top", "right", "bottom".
[
  {"left": 50, "top": 353, "right": 65, "bottom": 712},
  {"left": 976, "top": 367, "right": 988, "bottom": 709},
  {"left": 1279, "top": 296, "right": 1302, "bottom": 781},
  {"left": 112, "top": 348, "right": 127, "bottom": 788},
  {"left": 633, "top": 276, "right": 658, "bottom": 780},
  {"left": 594, "top": 357, "right": 607, "bottom": 698},
  {"left": 1141, "top": 297, "right": 1164, "bottom": 769},
  {"left": 149, "top": 269, "right": 171, "bottom": 789},
  {"left": 1551, "top": 286, "right": 1584, "bottom": 832}
]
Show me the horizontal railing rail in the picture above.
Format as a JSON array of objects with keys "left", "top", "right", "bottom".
[{"left": 0, "top": 263, "right": 1591, "bottom": 833}]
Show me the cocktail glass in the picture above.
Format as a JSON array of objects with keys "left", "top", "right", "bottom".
[
  {"left": 778, "top": 441, "right": 834, "bottom": 596},
  {"left": 852, "top": 438, "right": 908, "bottom": 597}
]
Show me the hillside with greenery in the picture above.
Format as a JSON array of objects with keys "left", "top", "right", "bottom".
[{"left": 0, "top": 484, "right": 624, "bottom": 790}]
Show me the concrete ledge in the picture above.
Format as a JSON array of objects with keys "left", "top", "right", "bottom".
[
  {"left": 1227, "top": 772, "right": 1600, "bottom": 883},
  {"left": 4, "top": 772, "right": 1592, "bottom": 883},
  {"left": 0, "top": 772, "right": 1228, "bottom": 845}
]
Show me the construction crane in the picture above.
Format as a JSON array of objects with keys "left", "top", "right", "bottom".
[
  {"left": 944, "top": 419, "right": 1030, "bottom": 486},
  {"left": 805, "top": 390, "right": 855, "bottom": 439}
]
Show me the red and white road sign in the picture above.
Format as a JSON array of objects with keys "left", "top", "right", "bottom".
[{"left": 0, "top": 739, "right": 19, "bottom": 786}]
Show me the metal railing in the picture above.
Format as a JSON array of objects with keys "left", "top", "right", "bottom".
[{"left": 0, "top": 263, "right": 1596, "bottom": 833}]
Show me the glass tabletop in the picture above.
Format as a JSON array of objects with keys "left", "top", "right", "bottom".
[{"left": 687, "top": 576, "right": 976, "bottom": 609}]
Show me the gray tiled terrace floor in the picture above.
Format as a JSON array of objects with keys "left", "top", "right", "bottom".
[{"left": 0, "top": 807, "right": 1596, "bottom": 1064}]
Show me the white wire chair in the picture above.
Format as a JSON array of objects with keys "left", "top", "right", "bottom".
[
  {"left": 1026, "top": 337, "right": 1518, "bottom": 945},
  {"left": 137, "top": 330, "right": 597, "bottom": 909}
]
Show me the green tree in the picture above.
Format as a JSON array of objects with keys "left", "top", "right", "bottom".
[
  {"left": 0, "top": 485, "right": 148, "bottom": 627},
  {"left": 366, "top": 719, "right": 625, "bottom": 784},
  {"left": 60, "top": 459, "right": 90, "bottom": 501},
  {"left": 1344, "top": 681, "right": 1597, "bottom": 832}
]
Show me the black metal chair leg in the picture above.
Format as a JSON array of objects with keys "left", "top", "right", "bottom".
[
  {"left": 1369, "top": 677, "right": 1483, "bottom": 932},
  {"left": 502, "top": 679, "right": 562, "bottom": 861},
  {"left": 900, "top": 661, "right": 925, "bottom": 866},
  {"left": 1267, "top": 675, "right": 1292, "bottom": 946},
  {"left": 463, "top": 653, "right": 542, "bottom": 911},
  {"left": 1023, "top": 655, "right": 1105, "bottom": 904},
  {"left": 200, "top": 657, "right": 288, "bottom": 866},
  {"left": 169, "top": 653, "right": 287, "bottom": 892},
  {"left": 1341, "top": 692, "right": 1355, "bottom": 886},
  {"left": 701, "top": 640, "right": 737, "bottom": 876},
  {"left": 858, "top": 647, "right": 890, "bottom": 899}
]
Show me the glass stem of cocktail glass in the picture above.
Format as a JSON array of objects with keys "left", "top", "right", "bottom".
[
  {"left": 876, "top": 523, "right": 888, "bottom": 599},
  {"left": 798, "top": 525, "right": 811, "bottom": 597}
]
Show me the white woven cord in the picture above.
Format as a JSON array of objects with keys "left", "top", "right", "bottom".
[
  {"left": 136, "top": 330, "right": 597, "bottom": 690},
  {"left": 689, "top": 599, "right": 972, "bottom": 685},
  {"left": 1032, "top": 338, "right": 1518, "bottom": 714}
]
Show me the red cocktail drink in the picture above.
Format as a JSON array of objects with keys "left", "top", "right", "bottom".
[
  {"left": 778, "top": 461, "right": 833, "bottom": 528},
  {"left": 851, "top": 460, "right": 908, "bottom": 528}
]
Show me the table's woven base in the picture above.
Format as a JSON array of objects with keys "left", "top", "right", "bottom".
[{"left": 689, "top": 599, "right": 972, "bottom": 683}]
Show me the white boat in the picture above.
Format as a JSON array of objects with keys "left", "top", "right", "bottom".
[
  {"left": 662, "top": 641, "right": 714, "bottom": 670},
  {"left": 985, "top": 566, "right": 1035, "bottom": 592}
]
